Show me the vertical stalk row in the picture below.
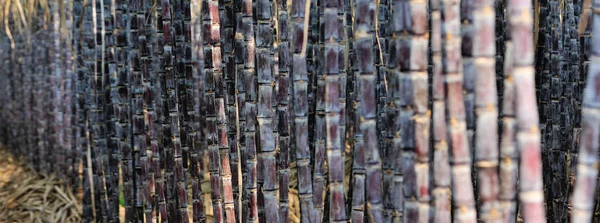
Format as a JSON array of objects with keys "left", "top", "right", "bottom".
[
  {"left": 472, "top": 1, "right": 501, "bottom": 221},
  {"left": 131, "top": 0, "right": 146, "bottom": 219},
  {"left": 323, "top": 0, "right": 347, "bottom": 221},
  {"left": 102, "top": 0, "right": 119, "bottom": 220},
  {"left": 507, "top": 0, "right": 546, "bottom": 221},
  {"left": 191, "top": 0, "right": 207, "bottom": 221},
  {"left": 291, "top": 0, "right": 316, "bottom": 220},
  {"left": 276, "top": 0, "right": 291, "bottom": 220},
  {"left": 312, "top": 0, "right": 327, "bottom": 218},
  {"left": 203, "top": 0, "right": 225, "bottom": 220},
  {"left": 570, "top": 0, "right": 600, "bottom": 221},
  {"left": 170, "top": 0, "right": 190, "bottom": 220},
  {"left": 256, "top": 0, "right": 279, "bottom": 219},
  {"left": 142, "top": 0, "right": 158, "bottom": 221},
  {"left": 440, "top": 0, "right": 477, "bottom": 220},
  {"left": 430, "top": 0, "right": 451, "bottom": 220},
  {"left": 354, "top": 0, "right": 384, "bottom": 221},
  {"left": 499, "top": 17, "right": 518, "bottom": 223},
  {"left": 218, "top": 0, "right": 241, "bottom": 218}
]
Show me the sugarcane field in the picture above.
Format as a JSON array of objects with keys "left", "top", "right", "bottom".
[{"left": 0, "top": 0, "right": 599, "bottom": 222}]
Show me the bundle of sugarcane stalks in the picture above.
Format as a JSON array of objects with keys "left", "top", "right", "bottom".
[{"left": 2, "top": 0, "right": 600, "bottom": 221}]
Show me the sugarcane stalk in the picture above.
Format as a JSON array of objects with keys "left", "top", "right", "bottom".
[
  {"left": 276, "top": 0, "right": 291, "bottom": 221},
  {"left": 472, "top": 2, "right": 501, "bottom": 222},
  {"left": 440, "top": 0, "right": 477, "bottom": 220},
  {"left": 461, "top": 0, "right": 476, "bottom": 174},
  {"left": 291, "top": 0, "right": 317, "bottom": 220},
  {"left": 191, "top": 0, "right": 207, "bottom": 221},
  {"left": 152, "top": 0, "right": 169, "bottom": 220},
  {"left": 565, "top": 0, "right": 583, "bottom": 216},
  {"left": 499, "top": 22, "right": 518, "bottom": 223},
  {"left": 139, "top": 0, "right": 159, "bottom": 221},
  {"left": 312, "top": 0, "right": 326, "bottom": 219},
  {"left": 202, "top": 0, "right": 227, "bottom": 220},
  {"left": 62, "top": 0, "right": 76, "bottom": 200},
  {"left": 52, "top": 0, "right": 66, "bottom": 181},
  {"left": 322, "top": 0, "right": 347, "bottom": 221},
  {"left": 430, "top": 0, "right": 451, "bottom": 220},
  {"left": 389, "top": 0, "right": 430, "bottom": 220},
  {"left": 506, "top": 0, "right": 546, "bottom": 221},
  {"left": 375, "top": 0, "right": 392, "bottom": 219},
  {"left": 354, "top": 0, "right": 384, "bottom": 221},
  {"left": 129, "top": 0, "right": 146, "bottom": 220},
  {"left": 168, "top": 0, "right": 191, "bottom": 221},
  {"left": 219, "top": 0, "right": 242, "bottom": 218},
  {"left": 101, "top": 0, "right": 120, "bottom": 220},
  {"left": 570, "top": 0, "right": 600, "bottom": 221},
  {"left": 255, "top": 0, "right": 280, "bottom": 220},
  {"left": 232, "top": 0, "right": 250, "bottom": 219}
]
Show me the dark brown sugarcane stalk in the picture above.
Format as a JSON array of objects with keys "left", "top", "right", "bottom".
[
  {"left": 116, "top": 0, "right": 136, "bottom": 220},
  {"left": 461, "top": 0, "right": 475, "bottom": 171},
  {"left": 91, "top": 0, "right": 110, "bottom": 219},
  {"left": 52, "top": 0, "right": 66, "bottom": 181},
  {"left": 191, "top": 0, "right": 207, "bottom": 221},
  {"left": 170, "top": 0, "right": 190, "bottom": 221},
  {"left": 209, "top": 0, "right": 236, "bottom": 221},
  {"left": 153, "top": 0, "right": 169, "bottom": 220},
  {"left": 74, "top": 0, "right": 86, "bottom": 196},
  {"left": 256, "top": 0, "right": 279, "bottom": 219},
  {"left": 440, "top": 0, "right": 477, "bottom": 220},
  {"left": 385, "top": 0, "right": 403, "bottom": 221},
  {"left": 101, "top": 0, "right": 120, "bottom": 220},
  {"left": 389, "top": 0, "right": 429, "bottom": 220},
  {"left": 202, "top": 0, "right": 229, "bottom": 220},
  {"left": 410, "top": 0, "right": 430, "bottom": 221},
  {"left": 291, "top": 0, "right": 316, "bottom": 220},
  {"left": 499, "top": 22, "right": 518, "bottom": 222},
  {"left": 131, "top": 0, "right": 146, "bottom": 220},
  {"left": 219, "top": 0, "right": 242, "bottom": 217},
  {"left": 570, "top": 0, "right": 600, "bottom": 221},
  {"left": 430, "top": 0, "right": 451, "bottom": 220},
  {"left": 62, "top": 0, "right": 76, "bottom": 201},
  {"left": 142, "top": 0, "right": 159, "bottom": 221},
  {"left": 472, "top": 2, "right": 501, "bottom": 222},
  {"left": 97, "top": 0, "right": 111, "bottom": 218},
  {"left": 159, "top": 0, "right": 177, "bottom": 219},
  {"left": 139, "top": 0, "right": 155, "bottom": 221},
  {"left": 312, "top": 0, "right": 326, "bottom": 220},
  {"left": 232, "top": 0, "right": 250, "bottom": 219},
  {"left": 375, "top": 0, "right": 392, "bottom": 219},
  {"left": 276, "top": 0, "right": 291, "bottom": 220},
  {"left": 80, "top": 0, "right": 95, "bottom": 219},
  {"left": 219, "top": 0, "right": 241, "bottom": 218},
  {"left": 323, "top": 0, "right": 347, "bottom": 221},
  {"left": 564, "top": 0, "right": 582, "bottom": 217},
  {"left": 354, "top": 0, "right": 384, "bottom": 221},
  {"left": 507, "top": 0, "right": 546, "bottom": 220}
]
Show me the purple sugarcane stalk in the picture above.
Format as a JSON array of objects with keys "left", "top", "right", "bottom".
[
  {"left": 354, "top": 0, "right": 384, "bottom": 221},
  {"left": 255, "top": 0, "right": 280, "bottom": 219},
  {"left": 472, "top": 3, "right": 501, "bottom": 222},
  {"left": 276, "top": 0, "right": 291, "bottom": 221},
  {"left": 499, "top": 22, "right": 518, "bottom": 223},
  {"left": 570, "top": 0, "right": 600, "bottom": 221},
  {"left": 430, "top": 0, "right": 451, "bottom": 220},
  {"left": 441, "top": 0, "right": 477, "bottom": 220},
  {"left": 507, "top": 0, "right": 546, "bottom": 221},
  {"left": 191, "top": 0, "right": 207, "bottom": 221},
  {"left": 323, "top": 0, "right": 348, "bottom": 221},
  {"left": 291, "top": 0, "right": 317, "bottom": 220}
]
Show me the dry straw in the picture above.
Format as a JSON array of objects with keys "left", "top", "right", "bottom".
[{"left": 0, "top": 147, "right": 81, "bottom": 223}]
